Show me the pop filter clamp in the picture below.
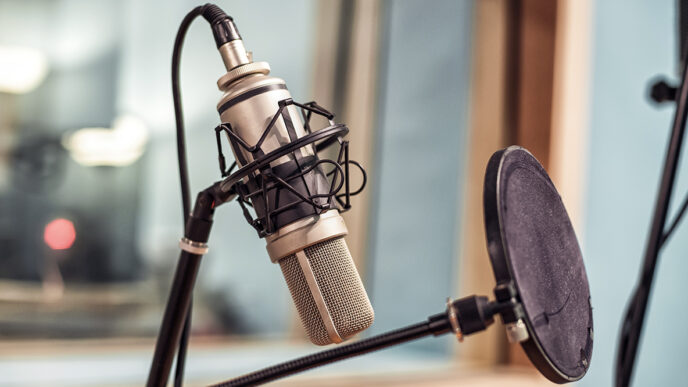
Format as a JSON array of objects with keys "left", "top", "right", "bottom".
[{"left": 615, "top": 3, "right": 688, "bottom": 385}]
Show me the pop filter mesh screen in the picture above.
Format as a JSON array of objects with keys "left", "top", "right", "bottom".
[{"left": 489, "top": 147, "right": 593, "bottom": 382}]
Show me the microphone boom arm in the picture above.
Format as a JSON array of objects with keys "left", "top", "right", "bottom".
[{"left": 209, "top": 293, "right": 522, "bottom": 387}]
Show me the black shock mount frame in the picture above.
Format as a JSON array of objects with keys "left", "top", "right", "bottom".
[{"left": 213, "top": 98, "right": 366, "bottom": 237}]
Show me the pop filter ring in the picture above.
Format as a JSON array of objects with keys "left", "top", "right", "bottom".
[
  {"left": 483, "top": 146, "right": 592, "bottom": 384},
  {"left": 215, "top": 98, "right": 367, "bottom": 237},
  {"left": 484, "top": 148, "right": 567, "bottom": 382}
]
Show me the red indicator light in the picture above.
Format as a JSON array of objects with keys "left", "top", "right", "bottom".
[{"left": 44, "top": 218, "right": 76, "bottom": 250}]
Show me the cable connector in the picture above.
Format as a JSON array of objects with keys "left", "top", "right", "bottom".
[
  {"left": 202, "top": 4, "right": 241, "bottom": 47},
  {"left": 200, "top": 3, "right": 250, "bottom": 71}
]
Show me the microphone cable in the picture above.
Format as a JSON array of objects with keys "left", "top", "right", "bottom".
[{"left": 170, "top": 4, "right": 234, "bottom": 386}]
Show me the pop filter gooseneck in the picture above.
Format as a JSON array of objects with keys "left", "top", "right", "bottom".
[{"left": 209, "top": 146, "right": 594, "bottom": 386}]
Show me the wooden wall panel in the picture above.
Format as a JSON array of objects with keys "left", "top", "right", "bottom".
[{"left": 511, "top": 0, "right": 558, "bottom": 170}]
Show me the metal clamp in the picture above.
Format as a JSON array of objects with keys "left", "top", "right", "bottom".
[
  {"left": 179, "top": 237, "right": 209, "bottom": 255},
  {"left": 505, "top": 319, "right": 530, "bottom": 343},
  {"left": 446, "top": 297, "right": 464, "bottom": 342}
]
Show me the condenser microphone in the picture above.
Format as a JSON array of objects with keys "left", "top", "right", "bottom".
[{"left": 203, "top": 6, "right": 373, "bottom": 345}]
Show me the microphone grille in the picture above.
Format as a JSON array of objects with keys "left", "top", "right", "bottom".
[{"left": 279, "top": 237, "right": 374, "bottom": 345}]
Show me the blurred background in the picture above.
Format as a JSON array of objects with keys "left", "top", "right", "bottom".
[{"left": 0, "top": 0, "right": 687, "bottom": 386}]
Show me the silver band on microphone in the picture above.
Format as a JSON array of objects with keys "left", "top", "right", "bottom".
[
  {"left": 265, "top": 210, "right": 348, "bottom": 262},
  {"left": 218, "top": 39, "right": 250, "bottom": 71},
  {"left": 217, "top": 61, "right": 271, "bottom": 89}
]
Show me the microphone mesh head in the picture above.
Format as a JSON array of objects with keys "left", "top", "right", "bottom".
[{"left": 279, "top": 237, "right": 374, "bottom": 345}]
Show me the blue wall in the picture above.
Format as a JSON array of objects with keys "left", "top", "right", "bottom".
[
  {"left": 583, "top": 0, "right": 688, "bottom": 385},
  {"left": 366, "top": 0, "right": 474, "bottom": 354}
]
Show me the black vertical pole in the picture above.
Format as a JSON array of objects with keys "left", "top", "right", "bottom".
[
  {"left": 147, "top": 191, "right": 215, "bottom": 387},
  {"left": 616, "top": 45, "right": 688, "bottom": 387},
  {"left": 147, "top": 252, "right": 204, "bottom": 387}
]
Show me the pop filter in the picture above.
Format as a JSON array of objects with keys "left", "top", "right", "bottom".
[{"left": 483, "top": 146, "right": 593, "bottom": 383}]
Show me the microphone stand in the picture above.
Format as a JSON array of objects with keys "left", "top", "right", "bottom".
[
  {"left": 615, "top": 40, "right": 688, "bottom": 386},
  {"left": 147, "top": 183, "right": 235, "bottom": 387}
]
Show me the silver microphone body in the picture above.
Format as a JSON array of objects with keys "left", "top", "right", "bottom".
[{"left": 214, "top": 39, "right": 374, "bottom": 345}]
